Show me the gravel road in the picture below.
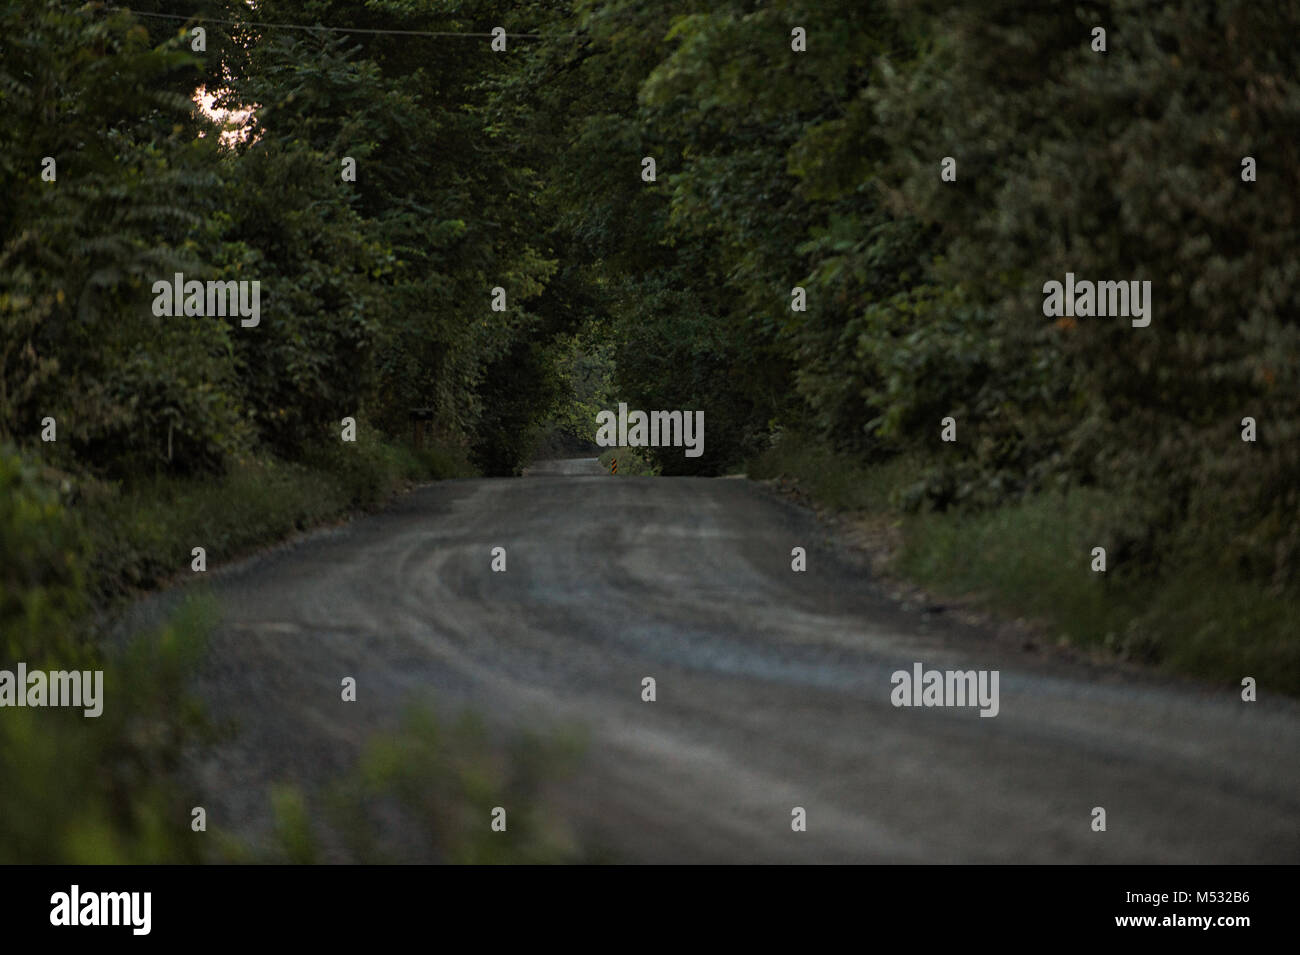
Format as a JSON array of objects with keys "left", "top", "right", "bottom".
[{"left": 159, "top": 459, "right": 1300, "bottom": 862}]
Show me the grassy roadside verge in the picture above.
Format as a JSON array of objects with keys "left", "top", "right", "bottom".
[
  {"left": 748, "top": 432, "right": 1300, "bottom": 696},
  {"left": 80, "top": 432, "right": 475, "bottom": 604}
]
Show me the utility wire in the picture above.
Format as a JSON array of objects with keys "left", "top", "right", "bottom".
[{"left": 101, "top": 6, "right": 575, "bottom": 39}]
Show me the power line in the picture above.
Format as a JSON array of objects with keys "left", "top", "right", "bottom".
[{"left": 101, "top": 6, "right": 574, "bottom": 39}]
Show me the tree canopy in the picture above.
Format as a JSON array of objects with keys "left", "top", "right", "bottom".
[{"left": 2, "top": 0, "right": 1295, "bottom": 584}]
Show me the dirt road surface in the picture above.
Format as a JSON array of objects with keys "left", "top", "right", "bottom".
[{"left": 141, "top": 459, "right": 1299, "bottom": 862}]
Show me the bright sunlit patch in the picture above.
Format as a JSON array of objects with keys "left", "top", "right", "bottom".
[{"left": 194, "top": 85, "right": 256, "bottom": 148}]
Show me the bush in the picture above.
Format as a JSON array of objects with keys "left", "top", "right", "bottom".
[
  {"left": 0, "top": 444, "right": 89, "bottom": 663},
  {"left": 0, "top": 444, "right": 213, "bottom": 862}
]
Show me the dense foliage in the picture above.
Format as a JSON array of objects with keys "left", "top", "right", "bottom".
[
  {"left": 504, "top": 0, "right": 1298, "bottom": 587},
  {"left": 0, "top": 0, "right": 1293, "bottom": 589},
  {"left": 2, "top": 0, "right": 569, "bottom": 478}
]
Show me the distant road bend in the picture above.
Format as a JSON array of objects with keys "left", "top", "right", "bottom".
[{"left": 166, "top": 458, "right": 1299, "bottom": 862}]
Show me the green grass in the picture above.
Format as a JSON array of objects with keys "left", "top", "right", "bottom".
[
  {"left": 81, "top": 432, "right": 475, "bottom": 601},
  {"left": 1139, "top": 574, "right": 1300, "bottom": 695},
  {"left": 748, "top": 431, "right": 1300, "bottom": 695},
  {"left": 748, "top": 432, "right": 918, "bottom": 511},
  {"left": 895, "top": 488, "right": 1123, "bottom": 643}
]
